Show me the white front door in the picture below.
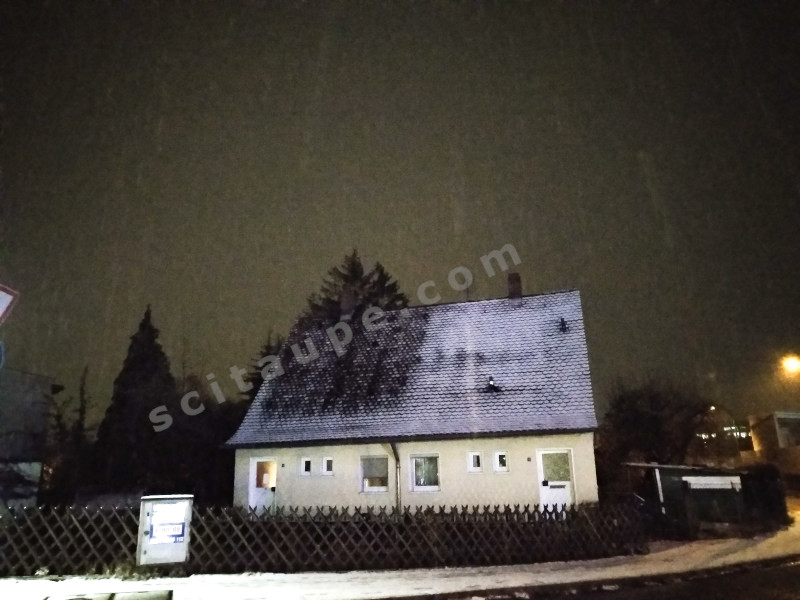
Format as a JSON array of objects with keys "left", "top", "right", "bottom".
[
  {"left": 537, "top": 449, "right": 573, "bottom": 508},
  {"left": 248, "top": 457, "right": 277, "bottom": 513}
]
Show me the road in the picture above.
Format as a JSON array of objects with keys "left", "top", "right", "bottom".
[{"left": 545, "top": 561, "right": 800, "bottom": 600}]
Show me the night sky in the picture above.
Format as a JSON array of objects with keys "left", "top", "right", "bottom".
[{"left": 1, "top": 1, "right": 799, "bottom": 425}]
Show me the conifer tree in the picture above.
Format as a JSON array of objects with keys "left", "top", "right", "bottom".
[
  {"left": 302, "top": 250, "right": 408, "bottom": 325},
  {"left": 243, "top": 332, "right": 285, "bottom": 403},
  {"left": 94, "top": 306, "right": 178, "bottom": 491}
]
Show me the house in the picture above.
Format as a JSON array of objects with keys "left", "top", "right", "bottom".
[
  {"left": 749, "top": 411, "right": 800, "bottom": 455},
  {"left": 226, "top": 276, "right": 600, "bottom": 511},
  {"left": 744, "top": 411, "right": 800, "bottom": 485},
  {"left": 0, "top": 367, "right": 56, "bottom": 506}
]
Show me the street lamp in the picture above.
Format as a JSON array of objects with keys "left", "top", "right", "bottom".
[{"left": 782, "top": 355, "right": 800, "bottom": 376}]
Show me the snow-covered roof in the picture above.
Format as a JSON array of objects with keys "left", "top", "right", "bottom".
[{"left": 226, "top": 289, "right": 597, "bottom": 447}]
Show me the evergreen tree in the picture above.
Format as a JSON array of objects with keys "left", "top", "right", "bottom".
[
  {"left": 171, "top": 372, "right": 252, "bottom": 503},
  {"left": 243, "top": 331, "right": 285, "bottom": 403},
  {"left": 94, "top": 307, "right": 178, "bottom": 491},
  {"left": 159, "top": 373, "right": 228, "bottom": 500},
  {"left": 302, "top": 250, "right": 408, "bottom": 326}
]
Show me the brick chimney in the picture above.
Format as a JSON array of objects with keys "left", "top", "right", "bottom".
[{"left": 507, "top": 272, "right": 522, "bottom": 298}]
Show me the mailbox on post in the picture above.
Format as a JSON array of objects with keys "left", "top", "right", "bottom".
[{"left": 136, "top": 494, "right": 194, "bottom": 566}]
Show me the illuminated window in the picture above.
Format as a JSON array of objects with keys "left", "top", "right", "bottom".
[{"left": 255, "top": 460, "right": 277, "bottom": 488}]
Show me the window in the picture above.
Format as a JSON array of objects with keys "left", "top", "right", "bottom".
[
  {"left": 467, "top": 451, "right": 482, "bottom": 473},
  {"left": 361, "top": 456, "right": 389, "bottom": 492},
  {"left": 321, "top": 456, "right": 334, "bottom": 475},
  {"left": 300, "top": 457, "right": 312, "bottom": 476},
  {"left": 411, "top": 455, "right": 440, "bottom": 491},
  {"left": 255, "top": 460, "right": 277, "bottom": 488},
  {"left": 494, "top": 451, "right": 509, "bottom": 472}
]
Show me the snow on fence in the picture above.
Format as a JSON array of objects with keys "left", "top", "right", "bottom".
[{"left": 0, "top": 502, "right": 646, "bottom": 576}]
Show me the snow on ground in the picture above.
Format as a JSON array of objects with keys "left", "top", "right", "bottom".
[{"left": 4, "top": 500, "right": 800, "bottom": 600}]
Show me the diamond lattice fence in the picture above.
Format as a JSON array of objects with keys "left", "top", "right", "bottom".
[{"left": 0, "top": 502, "right": 646, "bottom": 576}]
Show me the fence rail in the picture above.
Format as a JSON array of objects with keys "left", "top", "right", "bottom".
[{"left": 0, "top": 503, "right": 646, "bottom": 576}]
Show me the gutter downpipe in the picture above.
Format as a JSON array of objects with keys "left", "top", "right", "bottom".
[{"left": 390, "top": 442, "right": 401, "bottom": 515}]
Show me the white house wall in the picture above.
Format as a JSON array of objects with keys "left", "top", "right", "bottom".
[{"left": 233, "top": 433, "right": 598, "bottom": 509}]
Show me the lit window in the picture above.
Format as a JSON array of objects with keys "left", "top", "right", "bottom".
[
  {"left": 411, "top": 455, "right": 439, "bottom": 491},
  {"left": 361, "top": 456, "right": 389, "bottom": 492},
  {"left": 300, "top": 457, "right": 312, "bottom": 476},
  {"left": 494, "top": 451, "right": 509, "bottom": 472},
  {"left": 255, "top": 460, "right": 277, "bottom": 488},
  {"left": 321, "top": 457, "right": 334, "bottom": 475},
  {"left": 467, "top": 451, "right": 482, "bottom": 473}
]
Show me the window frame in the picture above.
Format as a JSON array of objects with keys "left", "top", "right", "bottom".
[
  {"left": 300, "top": 457, "right": 312, "bottom": 476},
  {"left": 466, "top": 451, "right": 483, "bottom": 473},
  {"left": 360, "top": 455, "right": 390, "bottom": 493},
  {"left": 321, "top": 456, "right": 334, "bottom": 476},
  {"left": 494, "top": 451, "right": 509, "bottom": 473},
  {"left": 410, "top": 454, "right": 440, "bottom": 492}
]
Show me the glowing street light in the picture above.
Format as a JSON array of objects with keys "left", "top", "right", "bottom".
[{"left": 783, "top": 355, "right": 800, "bottom": 375}]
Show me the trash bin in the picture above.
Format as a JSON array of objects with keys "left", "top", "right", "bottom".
[{"left": 136, "top": 494, "right": 194, "bottom": 566}]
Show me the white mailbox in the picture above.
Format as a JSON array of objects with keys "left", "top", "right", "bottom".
[{"left": 136, "top": 494, "right": 194, "bottom": 566}]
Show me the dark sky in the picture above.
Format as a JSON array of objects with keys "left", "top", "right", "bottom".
[{"left": 1, "top": 1, "right": 799, "bottom": 425}]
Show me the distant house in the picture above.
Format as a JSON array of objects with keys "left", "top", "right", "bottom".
[
  {"left": 226, "top": 277, "right": 600, "bottom": 511},
  {"left": 746, "top": 411, "right": 800, "bottom": 483},
  {"left": 0, "top": 368, "right": 56, "bottom": 506}
]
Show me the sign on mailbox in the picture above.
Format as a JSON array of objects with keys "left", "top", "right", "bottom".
[{"left": 136, "top": 494, "right": 193, "bottom": 566}]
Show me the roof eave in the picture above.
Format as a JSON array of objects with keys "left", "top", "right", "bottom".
[{"left": 224, "top": 426, "right": 597, "bottom": 449}]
